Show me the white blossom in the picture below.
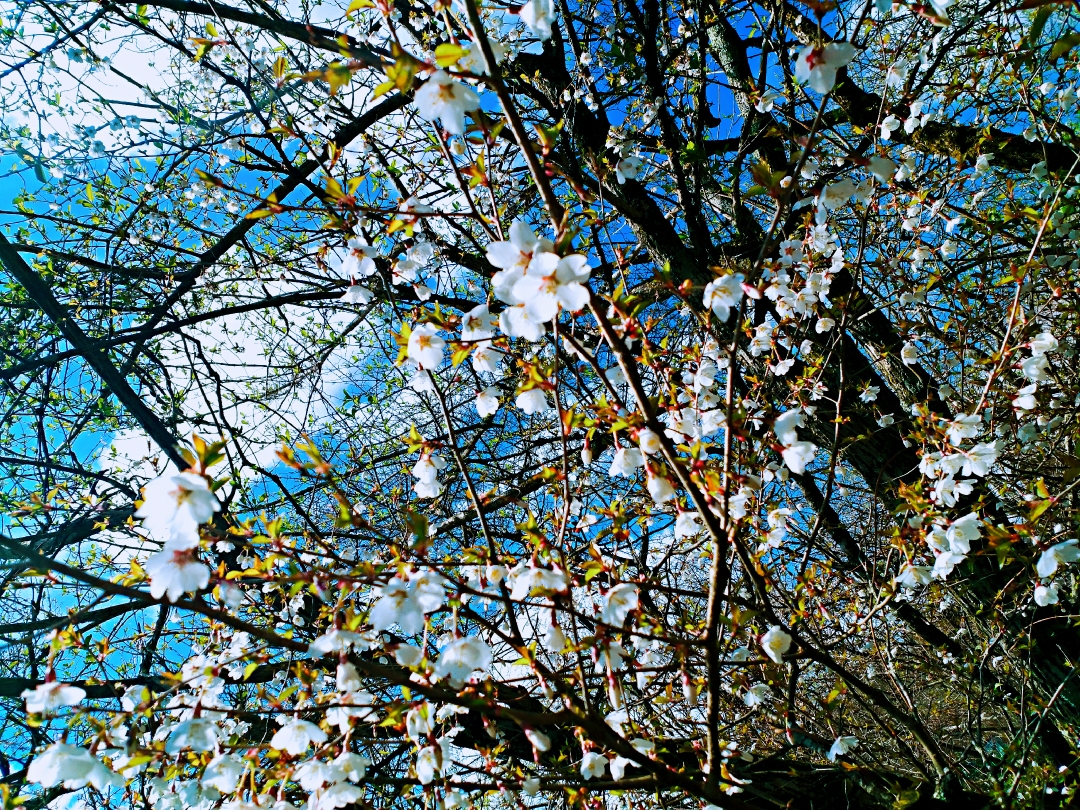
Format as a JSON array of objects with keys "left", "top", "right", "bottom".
[
  {"left": 774, "top": 409, "right": 804, "bottom": 446},
  {"left": 516, "top": 388, "right": 552, "bottom": 414},
  {"left": 609, "top": 446, "right": 644, "bottom": 477},
  {"left": 674, "top": 510, "right": 703, "bottom": 539},
  {"left": 867, "top": 156, "right": 896, "bottom": 182},
  {"left": 520, "top": 0, "right": 556, "bottom": 40},
  {"left": 615, "top": 155, "right": 643, "bottom": 183},
  {"left": 880, "top": 115, "right": 901, "bottom": 140},
  {"left": 22, "top": 680, "right": 85, "bottom": 715},
  {"left": 341, "top": 284, "right": 373, "bottom": 304},
  {"left": 145, "top": 540, "right": 211, "bottom": 602},
  {"left": 512, "top": 253, "right": 591, "bottom": 320},
  {"left": 413, "top": 70, "right": 480, "bottom": 136},
  {"left": 782, "top": 441, "right": 817, "bottom": 475},
  {"left": 476, "top": 386, "right": 500, "bottom": 417},
  {"left": 328, "top": 238, "right": 377, "bottom": 279},
  {"left": 947, "top": 413, "right": 981, "bottom": 445},
  {"left": 271, "top": 719, "right": 328, "bottom": 755},
  {"left": 202, "top": 754, "right": 245, "bottom": 792},
  {"left": 27, "top": 743, "right": 122, "bottom": 791},
  {"left": 1035, "top": 583, "right": 1060, "bottom": 606},
  {"left": 760, "top": 626, "right": 792, "bottom": 663},
  {"left": 137, "top": 471, "right": 220, "bottom": 546},
  {"left": 703, "top": 274, "right": 744, "bottom": 321},
  {"left": 525, "top": 728, "right": 551, "bottom": 752},
  {"left": 795, "top": 42, "right": 857, "bottom": 94},
  {"left": 755, "top": 89, "right": 785, "bottom": 112},
  {"left": 415, "top": 746, "right": 442, "bottom": 784},
  {"left": 487, "top": 221, "right": 553, "bottom": 303},
  {"left": 166, "top": 717, "right": 221, "bottom": 753},
  {"left": 646, "top": 469, "right": 676, "bottom": 503},
  {"left": 370, "top": 577, "right": 429, "bottom": 634},
  {"left": 743, "top": 684, "right": 771, "bottom": 707},
  {"left": 580, "top": 751, "right": 608, "bottom": 780},
  {"left": 827, "top": 736, "right": 859, "bottom": 761},
  {"left": 434, "top": 636, "right": 492, "bottom": 687},
  {"left": 407, "top": 323, "right": 444, "bottom": 370},
  {"left": 1037, "top": 539, "right": 1080, "bottom": 578},
  {"left": 509, "top": 563, "right": 570, "bottom": 600},
  {"left": 600, "top": 583, "right": 640, "bottom": 626},
  {"left": 637, "top": 427, "right": 661, "bottom": 454}
]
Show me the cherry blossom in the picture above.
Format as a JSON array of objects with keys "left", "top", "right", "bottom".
[
  {"left": 827, "top": 736, "right": 859, "bottom": 761},
  {"left": 646, "top": 469, "right": 676, "bottom": 503},
  {"left": 271, "top": 719, "right": 328, "bottom": 755},
  {"left": 340, "top": 284, "right": 373, "bottom": 305},
  {"left": 166, "top": 717, "right": 221, "bottom": 753},
  {"left": 488, "top": 221, "right": 553, "bottom": 297},
  {"left": 755, "top": 89, "right": 784, "bottom": 113},
  {"left": 27, "top": 742, "right": 122, "bottom": 791},
  {"left": 743, "top": 684, "right": 771, "bottom": 707},
  {"left": 145, "top": 536, "right": 211, "bottom": 602},
  {"left": 415, "top": 745, "right": 442, "bottom": 784},
  {"left": 580, "top": 751, "right": 608, "bottom": 780},
  {"left": 542, "top": 621, "right": 567, "bottom": 652},
  {"left": 1037, "top": 539, "right": 1080, "bottom": 578},
  {"left": 794, "top": 42, "right": 856, "bottom": 94},
  {"left": 702, "top": 273, "right": 744, "bottom": 321},
  {"left": 413, "top": 71, "right": 480, "bottom": 136},
  {"left": 599, "top": 583, "right": 639, "bottom": 626},
  {"left": 407, "top": 323, "right": 444, "bottom": 370},
  {"left": 476, "top": 386, "right": 500, "bottom": 416},
  {"left": 11, "top": 2, "right": 1080, "bottom": 807},
  {"left": 516, "top": 388, "right": 551, "bottom": 414},
  {"left": 411, "top": 451, "right": 447, "bottom": 498},
  {"left": 615, "top": 155, "right": 643, "bottom": 183},
  {"left": 525, "top": 728, "right": 552, "bottom": 752},
  {"left": 520, "top": 0, "right": 556, "bottom": 40},
  {"left": 508, "top": 562, "right": 570, "bottom": 600},
  {"left": 880, "top": 115, "right": 901, "bottom": 140},
  {"left": 328, "top": 238, "right": 378, "bottom": 279},
  {"left": 202, "top": 754, "right": 245, "bottom": 792},
  {"left": 458, "top": 41, "right": 507, "bottom": 75},
  {"left": 308, "top": 628, "right": 368, "bottom": 657},
  {"left": 511, "top": 252, "right": 592, "bottom": 320},
  {"left": 500, "top": 304, "right": 547, "bottom": 341},
  {"left": 774, "top": 410, "right": 804, "bottom": 445},
  {"left": 609, "top": 446, "right": 644, "bottom": 477},
  {"left": 136, "top": 471, "right": 220, "bottom": 546},
  {"left": 674, "top": 510, "right": 703, "bottom": 539},
  {"left": 774, "top": 410, "right": 818, "bottom": 474},
  {"left": 434, "top": 636, "right": 492, "bottom": 686},
  {"left": 637, "top": 427, "right": 661, "bottom": 454},
  {"left": 1035, "top": 583, "right": 1060, "bottom": 606},
  {"left": 22, "top": 680, "right": 85, "bottom": 714},
  {"left": 760, "top": 626, "right": 792, "bottom": 663}
]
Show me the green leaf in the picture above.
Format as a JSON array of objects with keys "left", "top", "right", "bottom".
[
  {"left": 1029, "top": 497, "right": 1054, "bottom": 523},
  {"left": 435, "top": 42, "right": 466, "bottom": 68},
  {"left": 1028, "top": 5, "right": 1053, "bottom": 45},
  {"left": 1051, "top": 31, "right": 1080, "bottom": 60},
  {"left": 326, "top": 62, "right": 353, "bottom": 96},
  {"left": 893, "top": 788, "right": 921, "bottom": 810},
  {"left": 405, "top": 509, "right": 429, "bottom": 542},
  {"left": 581, "top": 559, "right": 605, "bottom": 582}
]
